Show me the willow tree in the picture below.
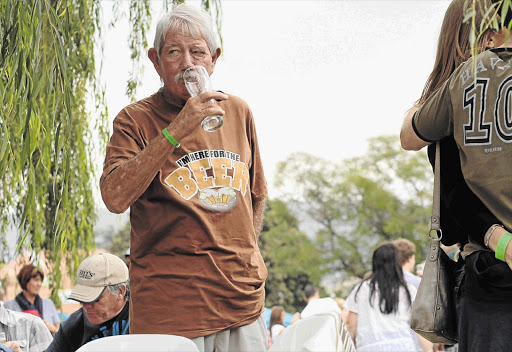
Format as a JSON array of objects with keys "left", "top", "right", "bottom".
[
  {"left": 0, "top": 0, "right": 222, "bottom": 303},
  {"left": 466, "top": 0, "right": 512, "bottom": 59}
]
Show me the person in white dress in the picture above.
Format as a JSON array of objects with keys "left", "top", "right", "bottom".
[{"left": 344, "top": 243, "right": 431, "bottom": 352}]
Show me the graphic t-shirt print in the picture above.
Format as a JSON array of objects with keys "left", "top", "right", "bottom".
[{"left": 164, "top": 149, "right": 249, "bottom": 211}]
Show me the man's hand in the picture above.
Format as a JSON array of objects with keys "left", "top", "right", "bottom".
[
  {"left": 169, "top": 91, "right": 228, "bottom": 141},
  {"left": 5, "top": 341, "right": 21, "bottom": 351}
]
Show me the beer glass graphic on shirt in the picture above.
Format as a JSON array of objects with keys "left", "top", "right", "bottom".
[{"left": 199, "top": 187, "right": 236, "bottom": 210}]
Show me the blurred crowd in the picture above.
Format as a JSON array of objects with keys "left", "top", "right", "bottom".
[{"left": 266, "top": 239, "right": 450, "bottom": 352}]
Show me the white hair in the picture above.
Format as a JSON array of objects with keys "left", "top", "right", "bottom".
[
  {"left": 107, "top": 280, "right": 130, "bottom": 301},
  {"left": 153, "top": 3, "right": 219, "bottom": 57}
]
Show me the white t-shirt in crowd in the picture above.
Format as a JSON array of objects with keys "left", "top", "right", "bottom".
[
  {"left": 301, "top": 297, "right": 342, "bottom": 319},
  {"left": 344, "top": 280, "right": 420, "bottom": 352},
  {"left": 403, "top": 270, "right": 421, "bottom": 289},
  {"left": 270, "top": 323, "right": 285, "bottom": 342}
]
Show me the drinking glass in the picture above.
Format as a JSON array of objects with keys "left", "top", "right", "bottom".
[
  {"left": 183, "top": 65, "right": 224, "bottom": 132},
  {"left": 0, "top": 332, "right": 6, "bottom": 344}
]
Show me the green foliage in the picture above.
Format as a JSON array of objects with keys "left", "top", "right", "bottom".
[
  {"left": 125, "top": 0, "right": 151, "bottom": 102},
  {"left": 201, "top": 0, "right": 223, "bottom": 49},
  {"left": 465, "top": 0, "right": 512, "bottom": 68},
  {"left": 260, "top": 200, "right": 325, "bottom": 312},
  {"left": 0, "top": 0, "right": 223, "bottom": 304},
  {"left": 274, "top": 135, "right": 432, "bottom": 280},
  {"left": 0, "top": 0, "right": 108, "bottom": 304}
]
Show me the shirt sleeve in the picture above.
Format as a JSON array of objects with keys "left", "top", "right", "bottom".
[
  {"left": 44, "top": 300, "right": 60, "bottom": 325},
  {"left": 100, "top": 110, "right": 146, "bottom": 188},
  {"left": 3, "top": 300, "right": 19, "bottom": 312},
  {"left": 408, "top": 284, "right": 417, "bottom": 302},
  {"left": 0, "top": 343, "right": 15, "bottom": 352},
  {"left": 246, "top": 107, "right": 268, "bottom": 203},
  {"left": 344, "top": 282, "right": 363, "bottom": 314},
  {"left": 413, "top": 76, "right": 455, "bottom": 143},
  {"left": 28, "top": 318, "right": 52, "bottom": 352}
]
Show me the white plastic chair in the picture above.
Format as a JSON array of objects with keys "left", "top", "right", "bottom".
[
  {"left": 268, "top": 312, "right": 356, "bottom": 352},
  {"left": 75, "top": 334, "right": 199, "bottom": 352}
]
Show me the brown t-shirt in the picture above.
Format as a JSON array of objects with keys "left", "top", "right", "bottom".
[
  {"left": 101, "top": 90, "right": 268, "bottom": 338},
  {"left": 413, "top": 48, "right": 512, "bottom": 233}
]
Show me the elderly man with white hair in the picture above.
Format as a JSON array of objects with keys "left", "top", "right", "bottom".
[
  {"left": 100, "top": 3, "right": 268, "bottom": 351},
  {"left": 45, "top": 253, "right": 130, "bottom": 352}
]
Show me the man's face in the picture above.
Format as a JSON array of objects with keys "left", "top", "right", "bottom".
[
  {"left": 149, "top": 31, "right": 221, "bottom": 107},
  {"left": 82, "top": 288, "right": 125, "bottom": 325}
]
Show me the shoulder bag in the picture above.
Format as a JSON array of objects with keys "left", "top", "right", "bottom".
[{"left": 410, "top": 141, "right": 462, "bottom": 344}]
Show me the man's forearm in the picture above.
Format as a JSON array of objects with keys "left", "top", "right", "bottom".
[
  {"left": 101, "top": 134, "right": 176, "bottom": 213},
  {"left": 252, "top": 198, "right": 266, "bottom": 237}
]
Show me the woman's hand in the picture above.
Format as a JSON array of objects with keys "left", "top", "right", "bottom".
[{"left": 485, "top": 226, "right": 512, "bottom": 270}]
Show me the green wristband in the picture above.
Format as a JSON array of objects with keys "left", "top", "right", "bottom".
[
  {"left": 495, "top": 232, "right": 512, "bottom": 262},
  {"left": 162, "top": 128, "right": 180, "bottom": 148}
]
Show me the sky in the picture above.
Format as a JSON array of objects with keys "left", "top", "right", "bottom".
[{"left": 98, "top": 0, "right": 452, "bottom": 202}]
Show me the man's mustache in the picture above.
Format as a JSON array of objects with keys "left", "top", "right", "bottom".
[{"left": 175, "top": 72, "right": 184, "bottom": 83}]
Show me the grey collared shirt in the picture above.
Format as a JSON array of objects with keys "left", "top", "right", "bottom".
[{"left": 0, "top": 304, "right": 52, "bottom": 352}]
